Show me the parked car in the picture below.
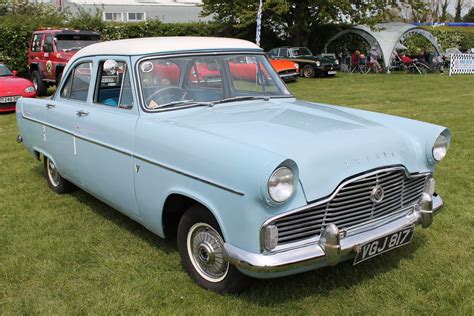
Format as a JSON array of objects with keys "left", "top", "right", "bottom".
[
  {"left": 269, "top": 47, "right": 339, "bottom": 77},
  {"left": 0, "top": 63, "right": 36, "bottom": 112},
  {"left": 268, "top": 58, "right": 299, "bottom": 82},
  {"left": 16, "top": 37, "right": 449, "bottom": 293},
  {"left": 28, "top": 29, "right": 100, "bottom": 96}
]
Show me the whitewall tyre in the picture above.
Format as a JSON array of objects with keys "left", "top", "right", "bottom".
[
  {"left": 177, "top": 206, "right": 251, "bottom": 293},
  {"left": 44, "top": 156, "right": 75, "bottom": 194}
]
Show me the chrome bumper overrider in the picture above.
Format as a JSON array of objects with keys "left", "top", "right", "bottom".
[{"left": 224, "top": 193, "right": 443, "bottom": 273}]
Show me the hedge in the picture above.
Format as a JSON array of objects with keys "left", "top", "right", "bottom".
[
  {"left": 1, "top": 11, "right": 473, "bottom": 75},
  {"left": 0, "top": 16, "right": 221, "bottom": 74}
]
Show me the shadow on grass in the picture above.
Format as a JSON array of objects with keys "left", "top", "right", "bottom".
[
  {"left": 30, "top": 163, "right": 426, "bottom": 305},
  {"left": 239, "top": 234, "right": 425, "bottom": 305},
  {"left": 31, "top": 164, "right": 176, "bottom": 255}
]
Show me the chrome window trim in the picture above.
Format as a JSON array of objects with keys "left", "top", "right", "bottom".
[
  {"left": 260, "top": 166, "right": 431, "bottom": 252},
  {"left": 134, "top": 51, "right": 294, "bottom": 113}
]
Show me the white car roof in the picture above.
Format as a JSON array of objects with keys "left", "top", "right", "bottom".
[{"left": 73, "top": 37, "right": 261, "bottom": 60}]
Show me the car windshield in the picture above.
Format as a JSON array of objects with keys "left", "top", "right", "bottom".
[
  {"left": 291, "top": 48, "right": 313, "bottom": 57},
  {"left": 55, "top": 34, "right": 100, "bottom": 52},
  {"left": 138, "top": 54, "right": 291, "bottom": 110},
  {"left": 0, "top": 63, "right": 12, "bottom": 77}
]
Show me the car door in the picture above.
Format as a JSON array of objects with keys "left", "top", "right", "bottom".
[
  {"left": 29, "top": 33, "right": 44, "bottom": 70},
  {"left": 20, "top": 60, "right": 93, "bottom": 185},
  {"left": 74, "top": 57, "right": 140, "bottom": 217}
]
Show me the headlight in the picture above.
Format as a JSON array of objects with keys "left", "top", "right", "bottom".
[
  {"left": 24, "top": 86, "right": 35, "bottom": 93},
  {"left": 268, "top": 167, "right": 295, "bottom": 203},
  {"left": 432, "top": 134, "right": 449, "bottom": 161},
  {"left": 294, "top": 63, "right": 299, "bottom": 70},
  {"left": 335, "top": 59, "right": 339, "bottom": 65},
  {"left": 316, "top": 61, "right": 321, "bottom": 67}
]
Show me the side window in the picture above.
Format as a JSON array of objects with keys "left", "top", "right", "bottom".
[
  {"left": 44, "top": 35, "right": 53, "bottom": 53},
  {"left": 31, "top": 34, "right": 42, "bottom": 52},
  {"left": 279, "top": 48, "right": 289, "bottom": 57},
  {"left": 95, "top": 60, "right": 133, "bottom": 109},
  {"left": 268, "top": 49, "right": 277, "bottom": 57},
  {"left": 60, "top": 62, "right": 92, "bottom": 102}
]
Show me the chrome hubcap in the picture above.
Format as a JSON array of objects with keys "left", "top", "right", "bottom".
[
  {"left": 47, "top": 159, "right": 60, "bottom": 187},
  {"left": 187, "top": 223, "right": 229, "bottom": 282}
]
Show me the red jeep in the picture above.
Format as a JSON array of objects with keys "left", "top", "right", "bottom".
[{"left": 28, "top": 29, "right": 100, "bottom": 95}]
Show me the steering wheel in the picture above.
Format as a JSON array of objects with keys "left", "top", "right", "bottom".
[{"left": 146, "top": 86, "right": 187, "bottom": 108}]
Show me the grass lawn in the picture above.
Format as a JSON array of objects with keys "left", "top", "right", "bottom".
[{"left": 1, "top": 73, "right": 473, "bottom": 314}]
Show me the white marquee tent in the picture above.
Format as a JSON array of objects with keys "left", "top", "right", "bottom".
[{"left": 324, "top": 22, "right": 442, "bottom": 70}]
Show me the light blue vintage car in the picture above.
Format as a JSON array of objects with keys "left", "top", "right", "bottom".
[{"left": 16, "top": 37, "right": 450, "bottom": 293}]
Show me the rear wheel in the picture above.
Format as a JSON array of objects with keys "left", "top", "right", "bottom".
[
  {"left": 177, "top": 206, "right": 251, "bottom": 293},
  {"left": 44, "top": 156, "right": 75, "bottom": 194},
  {"left": 302, "top": 65, "right": 315, "bottom": 78},
  {"left": 31, "top": 70, "right": 47, "bottom": 96}
]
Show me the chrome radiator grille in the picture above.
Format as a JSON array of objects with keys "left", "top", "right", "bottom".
[{"left": 274, "top": 169, "right": 428, "bottom": 245}]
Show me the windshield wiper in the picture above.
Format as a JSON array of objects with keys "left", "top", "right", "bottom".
[
  {"left": 213, "top": 96, "right": 270, "bottom": 105},
  {"left": 154, "top": 100, "right": 215, "bottom": 110}
]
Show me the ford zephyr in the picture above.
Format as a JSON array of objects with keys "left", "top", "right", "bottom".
[{"left": 16, "top": 37, "right": 450, "bottom": 293}]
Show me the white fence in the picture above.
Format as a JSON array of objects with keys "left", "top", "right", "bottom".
[{"left": 449, "top": 54, "right": 474, "bottom": 76}]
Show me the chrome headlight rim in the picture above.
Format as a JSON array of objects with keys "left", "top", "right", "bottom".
[
  {"left": 267, "top": 166, "right": 296, "bottom": 204},
  {"left": 432, "top": 133, "right": 449, "bottom": 162}
]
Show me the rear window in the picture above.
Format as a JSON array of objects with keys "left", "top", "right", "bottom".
[{"left": 55, "top": 34, "right": 100, "bottom": 52}]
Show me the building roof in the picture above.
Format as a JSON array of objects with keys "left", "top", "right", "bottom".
[{"left": 72, "top": 37, "right": 261, "bottom": 59}]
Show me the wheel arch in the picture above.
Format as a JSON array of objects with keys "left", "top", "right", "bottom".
[
  {"left": 29, "top": 63, "right": 40, "bottom": 73},
  {"left": 161, "top": 191, "right": 225, "bottom": 241}
]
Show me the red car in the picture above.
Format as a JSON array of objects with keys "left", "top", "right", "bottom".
[{"left": 0, "top": 63, "right": 36, "bottom": 112}]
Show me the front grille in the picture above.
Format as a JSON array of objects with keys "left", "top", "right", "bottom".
[
  {"left": 279, "top": 69, "right": 297, "bottom": 75},
  {"left": 274, "top": 169, "right": 428, "bottom": 245}
]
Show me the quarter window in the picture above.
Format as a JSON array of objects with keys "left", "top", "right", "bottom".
[
  {"left": 95, "top": 60, "right": 133, "bottom": 109},
  {"left": 60, "top": 62, "right": 92, "bottom": 102}
]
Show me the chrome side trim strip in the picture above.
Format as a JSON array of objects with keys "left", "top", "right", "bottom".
[
  {"left": 133, "top": 154, "right": 245, "bottom": 196},
  {"left": 22, "top": 114, "right": 244, "bottom": 196}
]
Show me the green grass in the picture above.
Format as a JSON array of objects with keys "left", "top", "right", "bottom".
[{"left": 1, "top": 73, "right": 473, "bottom": 314}]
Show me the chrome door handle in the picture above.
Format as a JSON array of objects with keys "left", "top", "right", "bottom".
[
  {"left": 45, "top": 103, "right": 55, "bottom": 109},
  {"left": 76, "top": 110, "right": 89, "bottom": 117}
]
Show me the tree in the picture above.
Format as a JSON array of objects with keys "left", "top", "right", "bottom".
[
  {"left": 201, "top": 0, "right": 390, "bottom": 48},
  {"left": 454, "top": 0, "right": 465, "bottom": 22},
  {"left": 464, "top": 6, "right": 474, "bottom": 22}
]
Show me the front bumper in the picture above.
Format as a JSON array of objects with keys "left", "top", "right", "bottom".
[{"left": 224, "top": 193, "right": 443, "bottom": 274}]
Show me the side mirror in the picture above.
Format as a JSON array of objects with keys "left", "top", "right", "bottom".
[{"left": 12, "top": 70, "right": 18, "bottom": 76}]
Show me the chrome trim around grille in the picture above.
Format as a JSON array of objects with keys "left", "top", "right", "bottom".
[{"left": 261, "top": 166, "right": 430, "bottom": 251}]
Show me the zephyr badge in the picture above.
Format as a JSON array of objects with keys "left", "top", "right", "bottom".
[{"left": 370, "top": 185, "right": 385, "bottom": 203}]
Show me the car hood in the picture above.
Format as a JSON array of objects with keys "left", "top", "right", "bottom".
[
  {"left": 161, "top": 99, "right": 431, "bottom": 202},
  {"left": 0, "top": 76, "right": 34, "bottom": 95}
]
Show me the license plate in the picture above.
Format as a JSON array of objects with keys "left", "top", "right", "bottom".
[
  {"left": 327, "top": 71, "right": 337, "bottom": 75},
  {"left": 353, "top": 226, "right": 415, "bottom": 265},
  {"left": 0, "top": 96, "right": 20, "bottom": 103}
]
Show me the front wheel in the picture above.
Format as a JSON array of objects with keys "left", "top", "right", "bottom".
[
  {"left": 302, "top": 65, "right": 315, "bottom": 78},
  {"left": 44, "top": 156, "right": 75, "bottom": 194},
  {"left": 177, "top": 206, "right": 251, "bottom": 293},
  {"left": 31, "top": 70, "right": 47, "bottom": 96}
]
